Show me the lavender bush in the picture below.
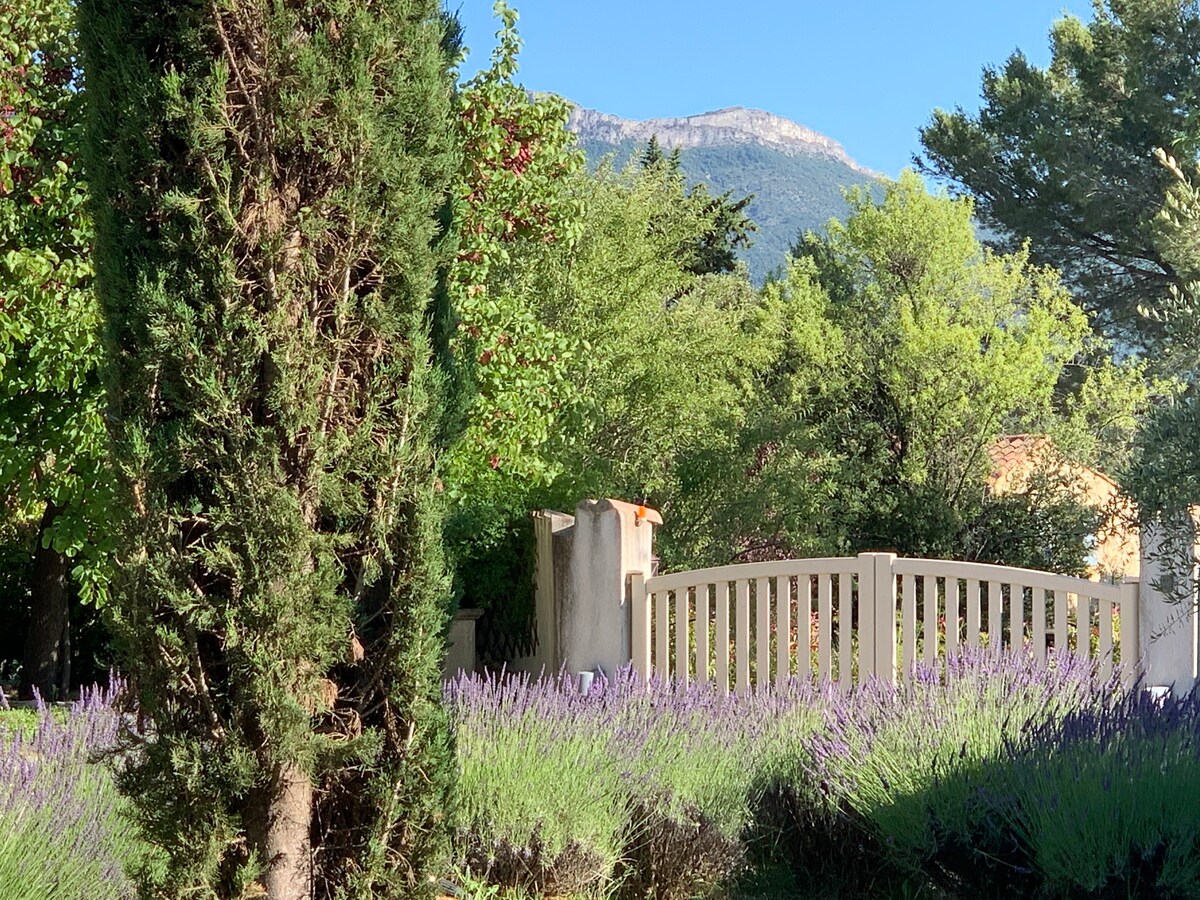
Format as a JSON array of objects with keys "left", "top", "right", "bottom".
[
  {"left": 989, "top": 686, "right": 1200, "bottom": 896},
  {"left": 447, "top": 668, "right": 827, "bottom": 898},
  {"left": 448, "top": 651, "right": 1200, "bottom": 898},
  {"left": 0, "top": 684, "right": 147, "bottom": 899}
]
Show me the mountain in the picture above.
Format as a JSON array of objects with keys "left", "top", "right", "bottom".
[{"left": 565, "top": 104, "right": 881, "bottom": 282}]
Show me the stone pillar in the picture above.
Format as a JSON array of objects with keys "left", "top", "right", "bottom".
[
  {"left": 1139, "top": 516, "right": 1199, "bottom": 696},
  {"left": 443, "top": 608, "right": 483, "bottom": 678},
  {"left": 558, "top": 499, "right": 661, "bottom": 677}
]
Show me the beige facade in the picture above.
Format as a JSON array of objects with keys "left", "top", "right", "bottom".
[{"left": 985, "top": 434, "right": 1139, "bottom": 577}]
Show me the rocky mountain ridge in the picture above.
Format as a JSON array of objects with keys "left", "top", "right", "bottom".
[
  {"left": 563, "top": 100, "right": 880, "bottom": 282},
  {"left": 565, "top": 104, "right": 876, "bottom": 177}
]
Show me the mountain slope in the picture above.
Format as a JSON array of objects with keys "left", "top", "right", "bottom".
[{"left": 567, "top": 105, "right": 880, "bottom": 282}]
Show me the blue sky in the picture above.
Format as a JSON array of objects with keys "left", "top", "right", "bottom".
[{"left": 450, "top": 1, "right": 1095, "bottom": 177}]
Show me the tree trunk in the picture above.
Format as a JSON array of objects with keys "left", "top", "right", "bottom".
[
  {"left": 20, "top": 502, "right": 69, "bottom": 701},
  {"left": 250, "top": 761, "right": 314, "bottom": 900},
  {"left": 58, "top": 605, "right": 71, "bottom": 700}
]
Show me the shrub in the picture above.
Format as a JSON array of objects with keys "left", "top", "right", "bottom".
[
  {"left": 995, "top": 687, "right": 1200, "bottom": 897},
  {"left": 447, "top": 669, "right": 825, "bottom": 898},
  {"left": 449, "top": 651, "right": 1200, "bottom": 899}
]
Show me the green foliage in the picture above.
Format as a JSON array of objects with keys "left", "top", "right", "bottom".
[
  {"left": 672, "top": 173, "right": 1104, "bottom": 569},
  {"left": 918, "top": 0, "right": 1200, "bottom": 346},
  {"left": 0, "top": 0, "right": 115, "bottom": 607},
  {"left": 447, "top": 46, "right": 776, "bottom": 641},
  {"left": 957, "top": 474, "right": 1101, "bottom": 577},
  {"left": 544, "top": 164, "right": 775, "bottom": 505},
  {"left": 447, "top": 1, "right": 586, "bottom": 491},
  {"left": 1123, "top": 150, "right": 1200, "bottom": 523},
  {"left": 80, "top": 0, "right": 460, "bottom": 895},
  {"left": 448, "top": 672, "right": 822, "bottom": 899},
  {"left": 636, "top": 136, "right": 757, "bottom": 277},
  {"left": 454, "top": 701, "right": 627, "bottom": 893}
]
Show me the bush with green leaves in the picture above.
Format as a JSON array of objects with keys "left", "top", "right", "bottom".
[{"left": 0, "top": 0, "right": 117, "bottom": 700}]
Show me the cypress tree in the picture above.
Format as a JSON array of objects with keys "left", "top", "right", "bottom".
[{"left": 79, "top": 1, "right": 459, "bottom": 896}]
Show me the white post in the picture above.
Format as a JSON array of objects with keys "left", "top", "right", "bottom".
[
  {"left": 559, "top": 499, "right": 660, "bottom": 677},
  {"left": 1139, "top": 516, "right": 1199, "bottom": 697}
]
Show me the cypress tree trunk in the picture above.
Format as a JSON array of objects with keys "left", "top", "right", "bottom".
[
  {"left": 80, "top": 1, "right": 460, "bottom": 896},
  {"left": 20, "top": 501, "right": 69, "bottom": 702}
]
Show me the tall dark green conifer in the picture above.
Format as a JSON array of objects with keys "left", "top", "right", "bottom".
[{"left": 79, "top": 1, "right": 459, "bottom": 896}]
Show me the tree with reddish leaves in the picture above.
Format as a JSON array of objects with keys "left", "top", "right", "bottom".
[{"left": 446, "top": 1, "right": 586, "bottom": 493}]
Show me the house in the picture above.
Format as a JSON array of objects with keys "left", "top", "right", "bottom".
[{"left": 986, "top": 434, "right": 1139, "bottom": 577}]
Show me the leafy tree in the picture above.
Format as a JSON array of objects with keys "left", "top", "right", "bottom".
[
  {"left": 918, "top": 0, "right": 1200, "bottom": 346},
  {"left": 80, "top": 0, "right": 459, "bottom": 896},
  {"left": 637, "top": 136, "right": 756, "bottom": 277},
  {"left": 1125, "top": 150, "right": 1200, "bottom": 526},
  {"left": 800, "top": 174, "right": 1090, "bottom": 552},
  {"left": 0, "top": 0, "right": 115, "bottom": 699},
  {"left": 446, "top": 1, "right": 585, "bottom": 494},
  {"left": 448, "top": 143, "right": 773, "bottom": 649},
  {"left": 440, "top": 3, "right": 588, "bottom": 659},
  {"left": 542, "top": 164, "right": 774, "bottom": 506},
  {"left": 680, "top": 174, "right": 1107, "bottom": 569}
]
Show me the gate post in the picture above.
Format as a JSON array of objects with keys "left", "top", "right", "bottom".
[
  {"left": 529, "top": 510, "right": 576, "bottom": 673},
  {"left": 1139, "top": 516, "right": 1198, "bottom": 696},
  {"left": 870, "top": 553, "right": 898, "bottom": 686},
  {"left": 558, "top": 499, "right": 660, "bottom": 677},
  {"left": 856, "top": 552, "right": 897, "bottom": 685}
]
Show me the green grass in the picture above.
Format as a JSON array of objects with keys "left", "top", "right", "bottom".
[{"left": 0, "top": 707, "right": 41, "bottom": 738}]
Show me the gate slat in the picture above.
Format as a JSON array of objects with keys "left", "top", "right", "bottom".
[
  {"left": 715, "top": 582, "right": 730, "bottom": 694},
  {"left": 1054, "top": 590, "right": 1068, "bottom": 655},
  {"left": 1119, "top": 579, "right": 1138, "bottom": 689},
  {"left": 1075, "top": 593, "right": 1091, "bottom": 662},
  {"left": 655, "top": 590, "right": 669, "bottom": 678},
  {"left": 922, "top": 575, "right": 938, "bottom": 664},
  {"left": 818, "top": 573, "right": 833, "bottom": 680},
  {"left": 696, "top": 584, "right": 711, "bottom": 685},
  {"left": 945, "top": 578, "right": 960, "bottom": 655},
  {"left": 901, "top": 574, "right": 916, "bottom": 677},
  {"left": 966, "top": 578, "right": 981, "bottom": 648},
  {"left": 838, "top": 573, "right": 852, "bottom": 689},
  {"left": 756, "top": 578, "right": 771, "bottom": 689},
  {"left": 1009, "top": 584, "right": 1025, "bottom": 651},
  {"left": 1099, "top": 597, "right": 1113, "bottom": 682},
  {"left": 736, "top": 579, "right": 750, "bottom": 695},
  {"left": 675, "top": 586, "right": 690, "bottom": 686},
  {"left": 776, "top": 576, "right": 792, "bottom": 688},
  {"left": 987, "top": 581, "right": 1002, "bottom": 653},
  {"left": 1032, "top": 588, "right": 1047, "bottom": 660}
]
